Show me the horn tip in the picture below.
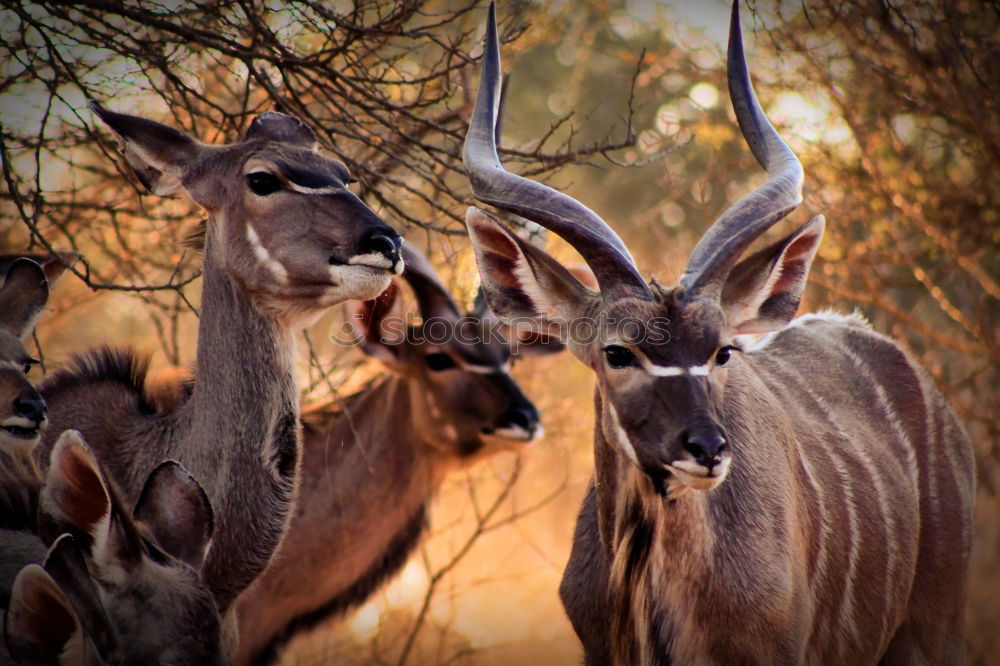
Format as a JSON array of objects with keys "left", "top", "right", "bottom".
[
  {"left": 487, "top": 1, "right": 498, "bottom": 37},
  {"left": 728, "top": 1, "right": 744, "bottom": 55}
]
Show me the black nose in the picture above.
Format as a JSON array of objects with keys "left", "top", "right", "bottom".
[
  {"left": 360, "top": 230, "right": 402, "bottom": 262},
  {"left": 499, "top": 404, "right": 539, "bottom": 433},
  {"left": 14, "top": 395, "right": 46, "bottom": 424},
  {"left": 684, "top": 431, "right": 727, "bottom": 469}
]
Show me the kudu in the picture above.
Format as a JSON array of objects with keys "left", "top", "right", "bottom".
[
  {"left": 35, "top": 104, "right": 404, "bottom": 614},
  {"left": 462, "top": 3, "right": 974, "bottom": 664},
  {"left": 1, "top": 430, "right": 226, "bottom": 665},
  {"left": 0, "top": 255, "right": 75, "bottom": 453},
  {"left": 233, "top": 245, "right": 559, "bottom": 665}
]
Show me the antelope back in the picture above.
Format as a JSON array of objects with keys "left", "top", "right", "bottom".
[
  {"left": 89, "top": 103, "right": 404, "bottom": 325},
  {"left": 349, "top": 245, "right": 562, "bottom": 458}
]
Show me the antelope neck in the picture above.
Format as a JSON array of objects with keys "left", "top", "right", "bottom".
[
  {"left": 182, "top": 231, "right": 301, "bottom": 611},
  {"left": 191, "top": 236, "right": 299, "bottom": 434},
  {"left": 341, "top": 376, "right": 450, "bottom": 469}
]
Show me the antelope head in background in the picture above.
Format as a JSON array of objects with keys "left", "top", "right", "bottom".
[
  {"left": 2, "top": 430, "right": 226, "bottom": 665},
  {"left": 233, "top": 243, "right": 562, "bottom": 666},
  {"left": 349, "top": 244, "right": 556, "bottom": 455},
  {"left": 0, "top": 254, "right": 76, "bottom": 452}
]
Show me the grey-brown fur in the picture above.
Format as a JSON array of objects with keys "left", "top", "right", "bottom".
[
  {"left": 1, "top": 431, "right": 226, "bottom": 664},
  {"left": 557, "top": 313, "right": 974, "bottom": 664},
  {"left": 33, "top": 104, "right": 404, "bottom": 616},
  {"left": 0, "top": 450, "right": 45, "bottom": 606},
  {"left": 463, "top": 2, "right": 974, "bottom": 664},
  {"left": 234, "top": 248, "right": 558, "bottom": 665}
]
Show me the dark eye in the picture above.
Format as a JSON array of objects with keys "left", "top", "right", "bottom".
[
  {"left": 23, "top": 359, "right": 38, "bottom": 375},
  {"left": 246, "top": 172, "right": 282, "bottom": 196},
  {"left": 604, "top": 345, "right": 636, "bottom": 369},
  {"left": 424, "top": 352, "right": 457, "bottom": 372},
  {"left": 715, "top": 346, "right": 738, "bottom": 366}
]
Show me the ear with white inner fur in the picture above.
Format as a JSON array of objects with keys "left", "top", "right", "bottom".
[
  {"left": 39, "top": 252, "right": 82, "bottom": 286},
  {"left": 90, "top": 100, "right": 201, "bottom": 197},
  {"left": 465, "top": 206, "right": 596, "bottom": 337},
  {"left": 348, "top": 281, "right": 409, "bottom": 366},
  {"left": 0, "top": 258, "right": 48, "bottom": 340},
  {"left": 720, "top": 215, "right": 825, "bottom": 335},
  {"left": 5, "top": 564, "right": 86, "bottom": 665},
  {"left": 133, "top": 460, "right": 215, "bottom": 571},
  {"left": 40, "top": 430, "right": 146, "bottom": 571},
  {"left": 38, "top": 430, "right": 113, "bottom": 550}
]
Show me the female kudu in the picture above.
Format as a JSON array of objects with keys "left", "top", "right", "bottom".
[
  {"left": 462, "top": 3, "right": 974, "bottom": 664},
  {"left": 35, "top": 105, "right": 404, "bottom": 619},
  {"left": 234, "top": 245, "right": 558, "bottom": 665},
  {"left": 0, "top": 255, "right": 75, "bottom": 453}
]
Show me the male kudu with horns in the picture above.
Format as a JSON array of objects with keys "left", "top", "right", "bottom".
[{"left": 463, "top": 3, "right": 973, "bottom": 664}]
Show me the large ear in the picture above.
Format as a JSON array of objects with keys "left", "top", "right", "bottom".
[
  {"left": 39, "top": 252, "right": 82, "bottom": 286},
  {"left": 41, "top": 534, "right": 118, "bottom": 657},
  {"left": 348, "top": 282, "right": 409, "bottom": 365},
  {"left": 469, "top": 287, "right": 563, "bottom": 357},
  {"left": 720, "top": 215, "right": 825, "bottom": 335},
  {"left": 38, "top": 430, "right": 142, "bottom": 567},
  {"left": 133, "top": 460, "right": 214, "bottom": 571},
  {"left": 90, "top": 100, "right": 200, "bottom": 197},
  {"left": 5, "top": 564, "right": 86, "bottom": 665},
  {"left": 465, "top": 206, "right": 596, "bottom": 337},
  {"left": 0, "top": 258, "right": 49, "bottom": 340},
  {"left": 38, "top": 430, "right": 112, "bottom": 548},
  {"left": 517, "top": 264, "right": 597, "bottom": 356}
]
